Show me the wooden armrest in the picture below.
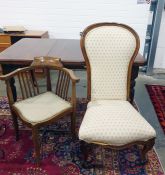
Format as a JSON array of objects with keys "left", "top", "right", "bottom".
[
  {"left": 0, "top": 67, "right": 29, "bottom": 81},
  {"left": 63, "top": 68, "right": 80, "bottom": 83},
  {"left": 31, "top": 56, "right": 63, "bottom": 68}
]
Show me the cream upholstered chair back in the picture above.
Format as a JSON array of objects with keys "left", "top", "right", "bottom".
[{"left": 81, "top": 23, "right": 140, "bottom": 101}]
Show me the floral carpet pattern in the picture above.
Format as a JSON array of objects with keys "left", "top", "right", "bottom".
[
  {"left": 146, "top": 84, "right": 165, "bottom": 134},
  {"left": 0, "top": 96, "right": 164, "bottom": 175}
]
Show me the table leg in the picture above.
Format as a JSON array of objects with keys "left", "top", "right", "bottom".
[
  {"left": 1, "top": 64, "right": 22, "bottom": 102},
  {"left": 130, "top": 65, "right": 139, "bottom": 104}
]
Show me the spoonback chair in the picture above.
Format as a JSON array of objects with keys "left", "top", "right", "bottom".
[
  {"left": 0, "top": 57, "right": 79, "bottom": 164},
  {"left": 79, "top": 23, "right": 156, "bottom": 161}
]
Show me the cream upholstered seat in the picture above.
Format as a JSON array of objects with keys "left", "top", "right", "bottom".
[
  {"left": 13, "top": 92, "right": 72, "bottom": 124},
  {"left": 79, "top": 23, "right": 156, "bottom": 162},
  {"left": 79, "top": 100, "right": 156, "bottom": 146}
]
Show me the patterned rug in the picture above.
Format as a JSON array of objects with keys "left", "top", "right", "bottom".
[
  {"left": 146, "top": 84, "right": 165, "bottom": 134},
  {"left": 0, "top": 96, "right": 164, "bottom": 175}
]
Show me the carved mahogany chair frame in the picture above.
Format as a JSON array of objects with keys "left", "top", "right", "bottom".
[
  {"left": 80, "top": 23, "right": 155, "bottom": 162},
  {"left": 0, "top": 57, "right": 79, "bottom": 165}
]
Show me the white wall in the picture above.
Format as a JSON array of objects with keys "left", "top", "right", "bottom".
[
  {"left": 154, "top": 10, "right": 165, "bottom": 69},
  {"left": 0, "top": 0, "right": 150, "bottom": 53}
]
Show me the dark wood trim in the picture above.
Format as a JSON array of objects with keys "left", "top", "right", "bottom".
[{"left": 80, "top": 138, "right": 155, "bottom": 163}]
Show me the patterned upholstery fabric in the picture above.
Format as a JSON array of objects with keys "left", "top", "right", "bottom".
[
  {"left": 79, "top": 24, "right": 156, "bottom": 146},
  {"left": 13, "top": 92, "right": 72, "bottom": 124},
  {"left": 85, "top": 26, "right": 136, "bottom": 100},
  {"left": 79, "top": 100, "right": 156, "bottom": 146}
]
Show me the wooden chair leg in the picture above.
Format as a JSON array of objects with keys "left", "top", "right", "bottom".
[
  {"left": 71, "top": 112, "right": 76, "bottom": 138},
  {"left": 80, "top": 141, "right": 95, "bottom": 168},
  {"left": 32, "top": 126, "right": 41, "bottom": 165},
  {"left": 80, "top": 140, "right": 89, "bottom": 161},
  {"left": 141, "top": 138, "right": 155, "bottom": 161},
  {"left": 12, "top": 114, "right": 19, "bottom": 141}
]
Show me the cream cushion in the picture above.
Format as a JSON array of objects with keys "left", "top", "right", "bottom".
[
  {"left": 13, "top": 92, "right": 72, "bottom": 124},
  {"left": 79, "top": 100, "right": 156, "bottom": 146},
  {"left": 85, "top": 26, "right": 136, "bottom": 101}
]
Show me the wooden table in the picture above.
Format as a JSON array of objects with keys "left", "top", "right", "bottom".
[
  {"left": 0, "top": 38, "right": 146, "bottom": 102},
  {"left": 0, "top": 30, "right": 48, "bottom": 42},
  {"left": 0, "top": 30, "right": 48, "bottom": 72},
  {"left": 0, "top": 30, "right": 48, "bottom": 52}
]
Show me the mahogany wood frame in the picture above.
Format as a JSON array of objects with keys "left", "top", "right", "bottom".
[
  {"left": 80, "top": 22, "right": 155, "bottom": 162},
  {"left": 0, "top": 57, "right": 79, "bottom": 165}
]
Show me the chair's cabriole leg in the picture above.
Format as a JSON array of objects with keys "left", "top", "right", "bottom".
[
  {"left": 32, "top": 126, "right": 41, "bottom": 166},
  {"left": 71, "top": 111, "right": 76, "bottom": 138},
  {"left": 80, "top": 140, "right": 89, "bottom": 161},
  {"left": 80, "top": 141, "right": 94, "bottom": 168},
  {"left": 141, "top": 138, "right": 155, "bottom": 161}
]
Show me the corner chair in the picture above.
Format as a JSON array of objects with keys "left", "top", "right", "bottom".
[{"left": 0, "top": 57, "right": 80, "bottom": 165}]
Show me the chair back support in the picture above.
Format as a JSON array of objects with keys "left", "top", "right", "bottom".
[
  {"left": 56, "top": 70, "right": 70, "bottom": 99},
  {"left": 80, "top": 23, "right": 140, "bottom": 101},
  {"left": 31, "top": 57, "right": 70, "bottom": 100},
  {"left": 4, "top": 57, "right": 72, "bottom": 106},
  {"left": 17, "top": 68, "right": 40, "bottom": 99}
]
